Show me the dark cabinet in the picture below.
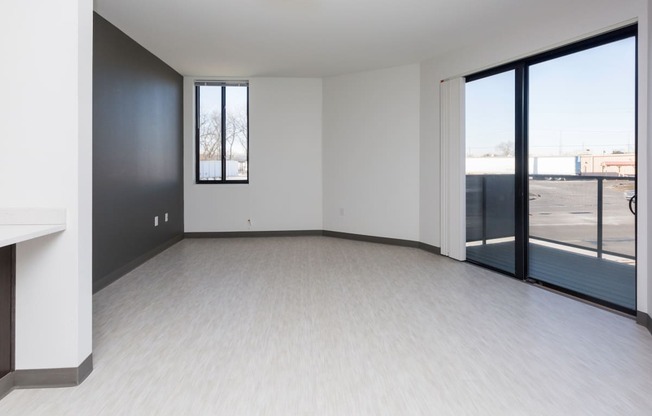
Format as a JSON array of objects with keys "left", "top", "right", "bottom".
[{"left": 0, "top": 245, "right": 14, "bottom": 378}]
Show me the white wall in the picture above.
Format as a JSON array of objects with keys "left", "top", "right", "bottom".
[
  {"left": 419, "top": 0, "right": 649, "bottom": 312},
  {"left": 184, "top": 78, "right": 323, "bottom": 232},
  {"left": 0, "top": 0, "right": 93, "bottom": 369},
  {"left": 322, "top": 65, "right": 420, "bottom": 241}
]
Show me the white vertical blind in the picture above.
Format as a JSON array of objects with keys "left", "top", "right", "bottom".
[{"left": 440, "top": 78, "right": 466, "bottom": 261}]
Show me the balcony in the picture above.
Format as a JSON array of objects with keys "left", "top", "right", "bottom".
[{"left": 466, "top": 174, "right": 636, "bottom": 311}]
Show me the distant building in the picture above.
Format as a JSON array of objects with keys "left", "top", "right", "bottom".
[
  {"left": 580, "top": 154, "right": 635, "bottom": 176},
  {"left": 466, "top": 153, "right": 635, "bottom": 176}
]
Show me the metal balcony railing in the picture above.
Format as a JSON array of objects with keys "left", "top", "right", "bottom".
[{"left": 466, "top": 174, "right": 635, "bottom": 261}]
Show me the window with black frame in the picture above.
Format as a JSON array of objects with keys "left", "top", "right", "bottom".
[{"left": 195, "top": 81, "right": 249, "bottom": 183}]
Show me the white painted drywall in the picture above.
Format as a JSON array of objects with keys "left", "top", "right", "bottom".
[
  {"left": 322, "top": 64, "right": 420, "bottom": 241},
  {"left": 419, "top": 0, "right": 649, "bottom": 312},
  {"left": 184, "top": 78, "right": 323, "bottom": 232},
  {"left": 0, "top": 0, "right": 93, "bottom": 368}
]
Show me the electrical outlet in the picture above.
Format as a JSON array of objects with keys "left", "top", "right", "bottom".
[
  {"left": 165, "top": 213, "right": 169, "bottom": 222},
  {"left": 154, "top": 216, "right": 159, "bottom": 227}
]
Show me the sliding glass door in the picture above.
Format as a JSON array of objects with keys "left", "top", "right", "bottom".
[{"left": 465, "top": 25, "right": 637, "bottom": 313}]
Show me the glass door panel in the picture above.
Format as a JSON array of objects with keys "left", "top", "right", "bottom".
[
  {"left": 465, "top": 70, "right": 516, "bottom": 274},
  {"left": 528, "top": 38, "right": 636, "bottom": 310}
]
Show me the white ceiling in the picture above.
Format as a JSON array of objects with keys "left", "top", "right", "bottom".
[{"left": 94, "top": 0, "right": 573, "bottom": 77}]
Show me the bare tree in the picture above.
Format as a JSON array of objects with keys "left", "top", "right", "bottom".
[
  {"left": 198, "top": 109, "right": 247, "bottom": 160},
  {"left": 236, "top": 117, "right": 248, "bottom": 158},
  {"left": 496, "top": 141, "right": 514, "bottom": 157},
  {"left": 198, "top": 110, "right": 221, "bottom": 160},
  {"left": 225, "top": 110, "right": 248, "bottom": 160}
]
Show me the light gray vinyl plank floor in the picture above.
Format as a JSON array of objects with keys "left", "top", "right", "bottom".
[{"left": 1, "top": 236, "right": 651, "bottom": 415}]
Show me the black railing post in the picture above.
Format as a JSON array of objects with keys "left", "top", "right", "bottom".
[
  {"left": 597, "top": 178, "right": 603, "bottom": 258},
  {"left": 482, "top": 175, "right": 487, "bottom": 245}
]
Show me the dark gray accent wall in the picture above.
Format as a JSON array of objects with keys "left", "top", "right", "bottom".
[
  {"left": 0, "top": 245, "right": 14, "bottom": 380},
  {"left": 93, "top": 13, "right": 184, "bottom": 292}
]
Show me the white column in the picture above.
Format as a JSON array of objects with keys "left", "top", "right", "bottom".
[{"left": 0, "top": 0, "right": 93, "bottom": 369}]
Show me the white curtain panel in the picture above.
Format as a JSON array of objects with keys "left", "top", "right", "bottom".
[{"left": 440, "top": 78, "right": 466, "bottom": 261}]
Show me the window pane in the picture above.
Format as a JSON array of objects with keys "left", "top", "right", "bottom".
[
  {"left": 198, "top": 85, "right": 222, "bottom": 180},
  {"left": 529, "top": 38, "right": 635, "bottom": 159},
  {"left": 465, "top": 70, "right": 516, "bottom": 274},
  {"left": 529, "top": 178, "right": 598, "bottom": 251},
  {"left": 529, "top": 38, "right": 635, "bottom": 254},
  {"left": 527, "top": 37, "right": 636, "bottom": 310},
  {"left": 225, "top": 86, "right": 248, "bottom": 181}
]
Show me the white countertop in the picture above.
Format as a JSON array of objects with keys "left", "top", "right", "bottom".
[
  {"left": 0, "top": 208, "right": 66, "bottom": 248},
  {"left": 0, "top": 224, "right": 66, "bottom": 247}
]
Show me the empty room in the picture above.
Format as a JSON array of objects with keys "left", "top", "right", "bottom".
[{"left": 1, "top": 0, "right": 652, "bottom": 414}]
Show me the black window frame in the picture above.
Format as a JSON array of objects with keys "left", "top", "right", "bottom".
[{"left": 195, "top": 80, "right": 249, "bottom": 184}]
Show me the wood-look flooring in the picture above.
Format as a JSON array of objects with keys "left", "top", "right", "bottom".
[{"left": 0, "top": 237, "right": 651, "bottom": 415}]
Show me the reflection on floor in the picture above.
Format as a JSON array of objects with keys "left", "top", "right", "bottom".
[
  {"left": 467, "top": 240, "right": 516, "bottom": 274},
  {"left": 466, "top": 241, "right": 635, "bottom": 310}
]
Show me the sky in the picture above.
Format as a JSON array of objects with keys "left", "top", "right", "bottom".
[
  {"left": 199, "top": 85, "right": 248, "bottom": 116},
  {"left": 465, "top": 37, "right": 636, "bottom": 158}
]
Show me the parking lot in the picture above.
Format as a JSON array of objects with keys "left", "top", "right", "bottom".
[{"left": 529, "top": 178, "right": 636, "bottom": 258}]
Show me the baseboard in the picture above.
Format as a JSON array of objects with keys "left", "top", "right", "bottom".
[
  {"left": 185, "top": 230, "right": 323, "bottom": 238},
  {"left": 418, "top": 242, "right": 442, "bottom": 255},
  {"left": 93, "top": 234, "right": 184, "bottom": 293},
  {"left": 322, "top": 230, "right": 420, "bottom": 249},
  {"left": 0, "top": 353, "right": 92, "bottom": 399},
  {"left": 637, "top": 311, "right": 652, "bottom": 336},
  {"left": 185, "top": 230, "right": 442, "bottom": 256},
  {"left": 0, "top": 372, "right": 14, "bottom": 400},
  {"left": 14, "top": 353, "right": 93, "bottom": 389}
]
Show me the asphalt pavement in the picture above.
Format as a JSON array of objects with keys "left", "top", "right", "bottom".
[{"left": 529, "top": 178, "right": 635, "bottom": 258}]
